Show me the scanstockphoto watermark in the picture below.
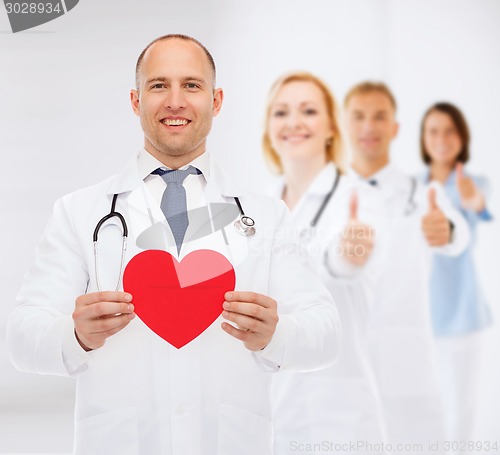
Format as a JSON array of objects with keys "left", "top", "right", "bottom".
[
  {"left": 2, "top": 0, "right": 79, "bottom": 32},
  {"left": 248, "top": 224, "right": 377, "bottom": 260},
  {"left": 289, "top": 441, "right": 419, "bottom": 453},
  {"left": 288, "top": 440, "right": 500, "bottom": 453}
]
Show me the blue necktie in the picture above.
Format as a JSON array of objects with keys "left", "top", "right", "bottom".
[{"left": 152, "top": 166, "right": 201, "bottom": 254}]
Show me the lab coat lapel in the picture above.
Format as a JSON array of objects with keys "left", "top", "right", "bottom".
[{"left": 106, "top": 152, "right": 143, "bottom": 196}]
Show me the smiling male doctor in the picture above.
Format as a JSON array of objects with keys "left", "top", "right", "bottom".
[{"left": 7, "top": 34, "right": 340, "bottom": 455}]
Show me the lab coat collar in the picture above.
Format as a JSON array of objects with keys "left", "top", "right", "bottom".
[
  {"left": 106, "top": 150, "right": 242, "bottom": 197},
  {"left": 270, "top": 162, "right": 339, "bottom": 199}
]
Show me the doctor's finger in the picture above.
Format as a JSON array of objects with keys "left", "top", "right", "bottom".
[
  {"left": 84, "top": 302, "right": 135, "bottom": 320},
  {"left": 222, "top": 301, "right": 272, "bottom": 321},
  {"left": 77, "top": 291, "right": 133, "bottom": 307},
  {"left": 424, "top": 228, "right": 449, "bottom": 239},
  {"left": 222, "top": 311, "right": 266, "bottom": 332},
  {"left": 422, "top": 219, "right": 448, "bottom": 232},
  {"left": 425, "top": 237, "right": 448, "bottom": 246},
  {"left": 225, "top": 291, "right": 276, "bottom": 309},
  {"left": 88, "top": 312, "right": 136, "bottom": 334},
  {"left": 423, "top": 228, "right": 449, "bottom": 240},
  {"left": 221, "top": 322, "right": 253, "bottom": 341}
]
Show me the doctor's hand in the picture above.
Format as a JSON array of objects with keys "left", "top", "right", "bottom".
[
  {"left": 421, "top": 188, "right": 451, "bottom": 247},
  {"left": 455, "top": 162, "right": 485, "bottom": 212},
  {"left": 73, "top": 291, "right": 135, "bottom": 352},
  {"left": 221, "top": 291, "right": 278, "bottom": 352},
  {"left": 339, "top": 192, "right": 375, "bottom": 267}
]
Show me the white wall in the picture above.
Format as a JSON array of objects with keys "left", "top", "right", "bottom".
[{"left": 1, "top": 0, "right": 498, "bottom": 452}]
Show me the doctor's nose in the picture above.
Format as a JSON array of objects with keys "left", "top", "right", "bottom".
[
  {"left": 163, "top": 87, "right": 187, "bottom": 111},
  {"left": 285, "top": 111, "right": 303, "bottom": 130},
  {"left": 360, "top": 118, "right": 377, "bottom": 134}
]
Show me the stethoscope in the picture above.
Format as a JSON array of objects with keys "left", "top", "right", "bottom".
[
  {"left": 299, "top": 170, "right": 341, "bottom": 240},
  {"left": 233, "top": 197, "right": 256, "bottom": 236},
  {"left": 93, "top": 193, "right": 254, "bottom": 291},
  {"left": 404, "top": 177, "right": 418, "bottom": 216}
]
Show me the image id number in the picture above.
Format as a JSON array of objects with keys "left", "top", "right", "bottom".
[{"left": 5, "top": 3, "right": 62, "bottom": 14}]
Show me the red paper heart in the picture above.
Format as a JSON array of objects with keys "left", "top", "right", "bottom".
[{"left": 123, "top": 249, "right": 235, "bottom": 349}]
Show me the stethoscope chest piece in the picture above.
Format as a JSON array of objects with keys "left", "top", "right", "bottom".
[{"left": 234, "top": 215, "right": 256, "bottom": 236}]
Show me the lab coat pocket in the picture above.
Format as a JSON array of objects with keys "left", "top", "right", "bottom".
[
  {"left": 74, "top": 406, "right": 139, "bottom": 455},
  {"left": 217, "top": 404, "right": 273, "bottom": 455}
]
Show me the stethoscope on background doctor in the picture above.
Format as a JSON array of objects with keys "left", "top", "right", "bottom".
[
  {"left": 404, "top": 177, "right": 418, "bottom": 216},
  {"left": 93, "top": 193, "right": 255, "bottom": 291},
  {"left": 299, "top": 170, "right": 341, "bottom": 241}
]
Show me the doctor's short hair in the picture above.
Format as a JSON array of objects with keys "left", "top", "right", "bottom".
[
  {"left": 420, "top": 102, "right": 470, "bottom": 165},
  {"left": 135, "top": 34, "right": 216, "bottom": 89},
  {"left": 343, "top": 81, "right": 397, "bottom": 111},
  {"left": 262, "top": 71, "right": 345, "bottom": 175}
]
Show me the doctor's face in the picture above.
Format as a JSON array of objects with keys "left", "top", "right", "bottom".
[
  {"left": 267, "top": 81, "right": 333, "bottom": 166},
  {"left": 131, "top": 38, "right": 223, "bottom": 163},
  {"left": 345, "top": 92, "right": 398, "bottom": 162},
  {"left": 423, "top": 110, "right": 463, "bottom": 166}
]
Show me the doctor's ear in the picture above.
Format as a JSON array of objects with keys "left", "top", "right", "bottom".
[
  {"left": 392, "top": 121, "right": 400, "bottom": 139},
  {"left": 130, "top": 89, "right": 141, "bottom": 116},
  {"left": 212, "top": 88, "right": 224, "bottom": 117}
]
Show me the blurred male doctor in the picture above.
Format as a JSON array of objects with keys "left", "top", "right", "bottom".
[{"left": 344, "top": 82, "right": 469, "bottom": 449}]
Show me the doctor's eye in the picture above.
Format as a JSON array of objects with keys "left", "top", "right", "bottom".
[
  {"left": 272, "top": 110, "right": 287, "bottom": 117},
  {"left": 185, "top": 82, "right": 201, "bottom": 90},
  {"left": 303, "top": 108, "right": 318, "bottom": 115}
]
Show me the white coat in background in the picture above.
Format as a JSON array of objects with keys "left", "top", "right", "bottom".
[
  {"left": 349, "top": 163, "right": 470, "bottom": 448},
  {"left": 7, "top": 151, "right": 341, "bottom": 455},
  {"left": 270, "top": 163, "right": 388, "bottom": 455}
]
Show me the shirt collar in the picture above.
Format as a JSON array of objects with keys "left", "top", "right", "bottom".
[
  {"left": 107, "top": 149, "right": 241, "bottom": 197},
  {"left": 348, "top": 162, "right": 409, "bottom": 190},
  {"left": 138, "top": 148, "right": 211, "bottom": 182}
]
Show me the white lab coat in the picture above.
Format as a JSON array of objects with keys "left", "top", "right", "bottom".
[
  {"left": 350, "top": 164, "right": 470, "bottom": 447},
  {"left": 269, "top": 164, "right": 388, "bottom": 454},
  {"left": 7, "top": 151, "right": 341, "bottom": 455}
]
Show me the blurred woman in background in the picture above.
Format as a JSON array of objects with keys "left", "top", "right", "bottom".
[
  {"left": 420, "top": 102, "right": 493, "bottom": 443},
  {"left": 263, "top": 71, "right": 387, "bottom": 454}
]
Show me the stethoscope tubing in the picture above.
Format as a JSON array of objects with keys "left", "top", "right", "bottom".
[{"left": 93, "top": 193, "right": 253, "bottom": 290}]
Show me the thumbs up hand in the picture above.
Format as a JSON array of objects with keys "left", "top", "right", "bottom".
[
  {"left": 421, "top": 188, "right": 451, "bottom": 246},
  {"left": 340, "top": 192, "right": 375, "bottom": 267},
  {"left": 455, "top": 163, "right": 485, "bottom": 212}
]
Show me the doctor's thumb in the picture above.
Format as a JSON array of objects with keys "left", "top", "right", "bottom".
[
  {"left": 455, "top": 162, "right": 464, "bottom": 182},
  {"left": 427, "top": 188, "right": 438, "bottom": 212},
  {"left": 349, "top": 191, "right": 358, "bottom": 221}
]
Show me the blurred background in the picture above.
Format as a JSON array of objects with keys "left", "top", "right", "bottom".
[{"left": 1, "top": 0, "right": 499, "bottom": 453}]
